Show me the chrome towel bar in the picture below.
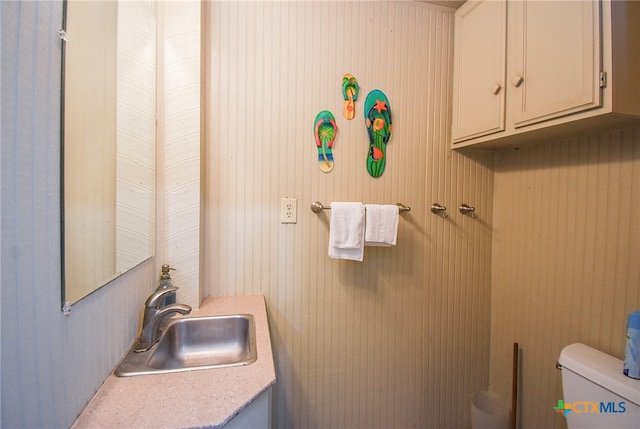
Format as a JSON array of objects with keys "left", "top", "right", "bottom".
[{"left": 311, "top": 201, "right": 410, "bottom": 214}]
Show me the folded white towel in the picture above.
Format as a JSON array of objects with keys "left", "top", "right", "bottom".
[
  {"left": 328, "top": 202, "right": 365, "bottom": 261},
  {"left": 364, "top": 204, "right": 399, "bottom": 247}
]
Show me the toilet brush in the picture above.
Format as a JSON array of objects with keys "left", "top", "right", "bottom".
[{"left": 511, "top": 342, "right": 519, "bottom": 429}]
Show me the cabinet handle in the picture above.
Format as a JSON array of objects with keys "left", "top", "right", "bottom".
[
  {"left": 491, "top": 83, "right": 503, "bottom": 95},
  {"left": 511, "top": 74, "right": 524, "bottom": 87}
]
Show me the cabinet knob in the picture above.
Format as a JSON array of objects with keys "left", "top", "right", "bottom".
[
  {"left": 491, "top": 83, "right": 503, "bottom": 95},
  {"left": 511, "top": 74, "right": 524, "bottom": 88}
]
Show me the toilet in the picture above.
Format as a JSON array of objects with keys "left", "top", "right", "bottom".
[{"left": 558, "top": 343, "right": 640, "bottom": 428}]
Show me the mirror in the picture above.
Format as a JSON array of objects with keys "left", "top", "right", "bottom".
[{"left": 62, "top": 0, "right": 156, "bottom": 306}]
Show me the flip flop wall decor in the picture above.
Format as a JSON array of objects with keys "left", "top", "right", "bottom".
[
  {"left": 364, "top": 89, "right": 392, "bottom": 178},
  {"left": 342, "top": 74, "right": 359, "bottom": 120},
  {"left": 314, "top": 110, "right": 338, "bottom": 173}
]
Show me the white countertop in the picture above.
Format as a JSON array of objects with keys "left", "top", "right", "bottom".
[{"left": 72, "top": 295, "right": 276, "bottom": 429}]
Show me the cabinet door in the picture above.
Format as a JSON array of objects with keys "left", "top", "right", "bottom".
[
  {"left": 510, "top": 0, "right": 601, "bottom": 128},
  {"left": 451, "top": 0, "right": 507, "bottom": 143}
]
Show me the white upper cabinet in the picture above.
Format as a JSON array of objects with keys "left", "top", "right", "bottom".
[
  {"left": 451, "top": 0, "right": 506, "bottom": 142},
  {"left": 510, "top": 0, "right": 600, "bottom": 128},
  {"left": 451, "top": 0, "right": 640, "bottom": 149}
]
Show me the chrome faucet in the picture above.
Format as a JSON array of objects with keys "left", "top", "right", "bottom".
[{"left": 134, "top": 286, "right": 192, "bottom": 352}]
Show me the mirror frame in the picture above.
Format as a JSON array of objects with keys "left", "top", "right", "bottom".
[{"left": 60, "top": 0, "right": 68, "bottom": 310}]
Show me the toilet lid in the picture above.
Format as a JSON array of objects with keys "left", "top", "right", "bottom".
[{"left": 559, "top": 343, "right": 640, "bottom": 406}]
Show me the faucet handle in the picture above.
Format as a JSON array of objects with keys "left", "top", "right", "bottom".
[{"left": 145, "top": 286, "right": 179, "bottom": 308}]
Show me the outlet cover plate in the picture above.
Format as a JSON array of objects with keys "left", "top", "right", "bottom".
[{"left": 280, "top": 197, "right": 297, "bottom": 224}]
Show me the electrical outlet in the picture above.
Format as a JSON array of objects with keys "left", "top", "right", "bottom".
[{"left": 280, "top": 197, "right": 297, "bottom": 224}]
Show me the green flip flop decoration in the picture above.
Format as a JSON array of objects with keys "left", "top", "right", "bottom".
[
  {"left": 364, "top": 89, "right": 392, "bottom": 178},
  {"left": 314, "top": 110, "right": 338, "bottom": 173}
]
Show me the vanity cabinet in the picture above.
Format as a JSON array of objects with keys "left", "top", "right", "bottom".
[
  {"left": 71, "top": 296, "right": 276, "bottom": 429},
  {"left": 223, "top": 388, "right": 271, "bottom": 429},
  {"left": 451, "top": 0, "right": 640, "bottom": 149}
]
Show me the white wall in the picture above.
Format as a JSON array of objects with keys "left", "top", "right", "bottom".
[
  {"left": 156, "top": 0, "right": 202, "bottom": 309},
  {"left": 204, "top": 1, "right": 494, "bottom": 427},
  {"left": 1, "top": 2, "right": 153, "bottom": 427},
  {"left": 490, "top": 128, "right": 640, "bottom": 429}
]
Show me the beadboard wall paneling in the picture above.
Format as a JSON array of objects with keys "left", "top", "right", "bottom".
[
  {"left": 205, "top": 2, "right": 494, "bottom": 428},
  {"left": 1, "top": 2, "right": 154, "bottom": 428},
  {"left": 157, "top": 1, "right": 202, "bottom": 308},
  {"left": 490, "top": 128, "right": 640, "bottom": 429}
]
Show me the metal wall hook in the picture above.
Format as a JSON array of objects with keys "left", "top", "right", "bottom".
[
  {"left": 430, "top": 203, "right": 447, "bottom": 218},
  {"left": 459, "top": 204, "right": 476, "bottom": 217}
]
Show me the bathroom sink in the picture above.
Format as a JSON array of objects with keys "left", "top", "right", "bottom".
[{"left": 115, "top": 314, "right": 257, "bottom": 377}]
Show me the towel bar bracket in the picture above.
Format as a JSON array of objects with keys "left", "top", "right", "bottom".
[{"left": 311, "top": 201, "right": 325, "bottom": 213}]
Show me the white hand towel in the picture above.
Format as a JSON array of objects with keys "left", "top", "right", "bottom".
[
  {"left": 328, "top": 202, "right": 365, "bottom": 261},
  {"left": 364, "top": 204, "right": 399, "bottom": 247}
]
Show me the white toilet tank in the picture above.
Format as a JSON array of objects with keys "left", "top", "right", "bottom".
[{"left": 559, "top": 343, "right": 640, "bottom": 429}]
